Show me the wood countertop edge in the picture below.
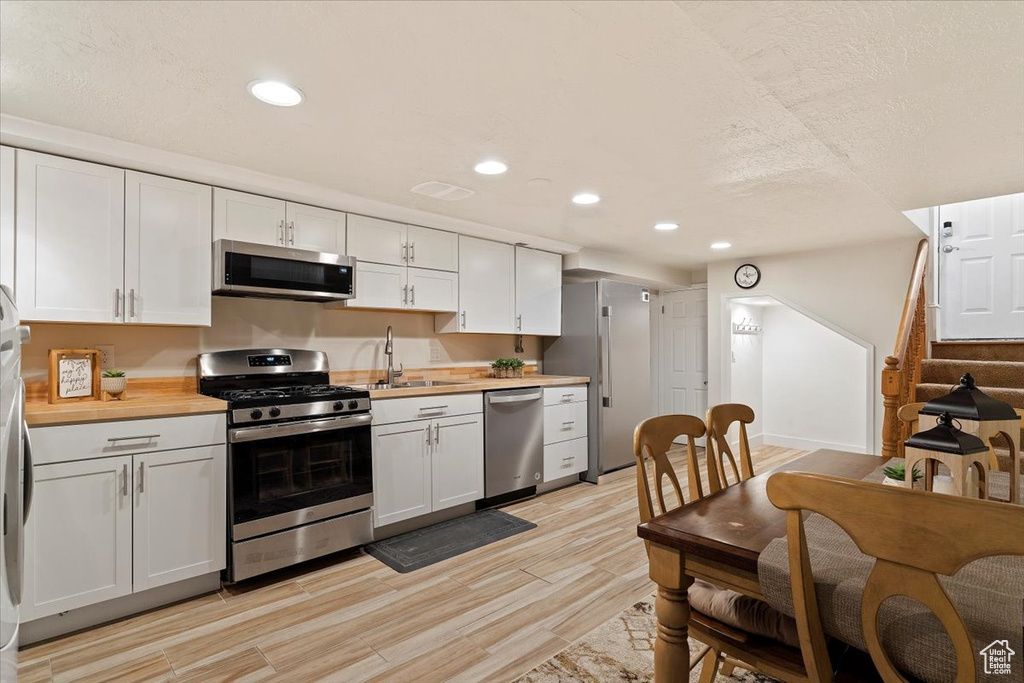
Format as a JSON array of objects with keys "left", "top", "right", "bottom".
[{"left": 367, "top": 376, "right": 590, "bottom": 399}]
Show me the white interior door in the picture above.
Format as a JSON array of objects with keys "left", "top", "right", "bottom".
[
  {"left": 939, "top": 193, "right": 1024, "bottom": 339},
  {"left": 660, "top": 289, "right": 708, "bottom": 445}
]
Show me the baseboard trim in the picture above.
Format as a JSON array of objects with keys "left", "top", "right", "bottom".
[
  {"left": 762, "top": 434, "right": 868, "bottom": 454},
  {"left": 730, "top": 434, "right": 764, "bottom": 451}
]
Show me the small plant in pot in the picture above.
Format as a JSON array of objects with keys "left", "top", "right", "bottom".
[
  {"left": 101, "top": 369, "right": 127, "bottom": 400},
  {"left": 491, "top": 358, "right": 526, "bottom": 379},
  {"left": 882, "top": 461, "right": 922, "bottom": 488}
]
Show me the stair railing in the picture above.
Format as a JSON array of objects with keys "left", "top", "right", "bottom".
[{"left": 881, "top": 239, "right": 929, "bottom": 458}]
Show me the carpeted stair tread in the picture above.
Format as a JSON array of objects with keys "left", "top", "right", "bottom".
[
  {"left": 931, "top": 341, "right": 1024, "bottom": 362},
  {"left": 920, "top": 358, "right": 1024, "bottom": 389}
]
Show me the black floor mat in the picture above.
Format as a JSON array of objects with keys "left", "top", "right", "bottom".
[{"left": 365, "top": 509, "right": 537, "bottom": 573}]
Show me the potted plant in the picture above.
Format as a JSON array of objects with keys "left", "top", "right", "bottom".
[
  {"left": 882, "top": 461, "right": 921, "bottom": 488},
  {"left": 491, "top": 358, "right": 526, "bottom": 379},
  {"left": 101, "top": 369, "right": 127, "bottom": 400}
]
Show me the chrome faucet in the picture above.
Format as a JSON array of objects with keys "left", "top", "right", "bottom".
[{"left": 384, "top": 325, "right": 403, "bottom": 385}]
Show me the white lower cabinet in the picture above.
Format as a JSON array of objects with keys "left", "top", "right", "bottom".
[
  {"left": 133, "top": 446, "right": 226, "bottom": 592},
  {"left": 543, "top": 437, "right": 588, "bottom": 482},
  {"left": 22, "top": 416, "right": 226, "bottom": 622},
  {"left": 431, "top": 414, "right": 484, "bottom": 511},
  {"left": 542, "top": 385, "right": 589, "bottom": 482},
  {"left": 372, "top": 395, "right": 484, "bottom": 527},
  {"left": 23, "top": 456, "right": 134, "bottom": 621},
  {"left": 372, "top": 420, "right": 433, "bottom": 527}
]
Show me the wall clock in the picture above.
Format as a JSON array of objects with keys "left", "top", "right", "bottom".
[{"left": 734, "top": 264, "right": 761, "bottom": 289}]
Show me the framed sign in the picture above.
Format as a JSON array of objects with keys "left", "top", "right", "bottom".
[{"left": 48, "top": 349, "right": 102, "bottom": 404}]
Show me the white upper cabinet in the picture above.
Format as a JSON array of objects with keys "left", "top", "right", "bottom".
[
  {"left": 406, "top": 268, "right": 458, "bottom": 312},
  {"left": 515, "top": 247, "right": 562, "bottom": 336},
  {"left": 284, "top": 202, "right": 346, "bottom": 253},
  {"left": 437, "top": 236, "right": 515, "bottom": 334},
  {"left": 16, "top": 150, "right": 126, "bottom": 323},
  {"left": 346, "top": 262, "right": 407, "bottom": 310},
  {"left": 406, "top": 225, "right": 458, "bottom": 272},
  {"left": 125, "top": 172, "right": 212, "bottom": 326},
  {"left": 347, "top": 215, "right": 408, "bottom": 266},
  {"left": 1, "top": 146, "right": 14, "bottom": 293},
  {"left": 213, "top": 188, "right": 286, "bottom": 246}
]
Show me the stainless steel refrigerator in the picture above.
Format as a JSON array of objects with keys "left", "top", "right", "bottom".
[{"left": 543, "top": 280, "right": 651, "bottom": 482}]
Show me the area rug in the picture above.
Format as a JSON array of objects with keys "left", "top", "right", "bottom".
[
  {"left": 515, "top": 594, "right": 778, "bottom": 683},
  {"left": 366, "top": 509, "right": 536, "bottom": 573}
]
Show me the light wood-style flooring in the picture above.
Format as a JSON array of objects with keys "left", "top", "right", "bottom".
[{"left": 18, "top": 445, "right": 806, "bottom": 683}]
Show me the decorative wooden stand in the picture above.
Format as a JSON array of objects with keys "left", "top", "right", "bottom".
[
  {"left": 905, "top": 445, "right": 991, "bottom": 499},
  {"left": 918, "top": 413, "right": 1020, "bottom": 504}
]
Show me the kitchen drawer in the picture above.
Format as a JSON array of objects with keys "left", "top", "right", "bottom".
[
  {"left": 371, "top": 392, "right": 482, "bottom": 425},
  {"left": 543, "top": 437, "right": 587, "bottom": 482},
  {"left": 29, "top": 413, "right": 227, "bottom": 465},
  {"left": 543, "top": 401, "right": 588, "bottom": 445},
  {"left": 543, "top": 385, "right": 587, "bottom": 406}
]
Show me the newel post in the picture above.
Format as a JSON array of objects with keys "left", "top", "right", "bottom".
[{"left": 881, "top": 355, "right": 902, "bottom": 458}]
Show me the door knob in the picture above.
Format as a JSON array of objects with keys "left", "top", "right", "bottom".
[{"left": 942, "top": 245, "right": 960, "bottom": 253}]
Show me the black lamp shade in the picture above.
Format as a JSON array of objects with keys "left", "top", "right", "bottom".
[
  {"left": 905, "top": 411, "right": 989, "bottom": 456},
  {"left": 919, "top": 372, "right": 1017, "bottom": 421}
]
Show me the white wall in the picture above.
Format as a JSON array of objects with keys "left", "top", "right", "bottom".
[
  {"left": 761, "top": 304, "right": 869, "bottom": 452},
  {"left": 21, "top": 296, "right": 540, "bottom": 382},
  {"left": 708, "top": 236, "right": 922, "bottom": 454},
  {"left": 728, "top": 303, "right": 763, "bottom": 440}
]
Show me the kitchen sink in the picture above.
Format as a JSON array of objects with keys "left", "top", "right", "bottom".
[{"left": 362, "top": 380, "right": 463, "bottom": 390}]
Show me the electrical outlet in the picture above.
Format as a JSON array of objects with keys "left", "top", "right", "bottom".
[
  {"left": 429, "top": 340, "right": 443, "bottom": 363},
  {"left": 96, "top": 345, "right": 115, "bottom": 369}
]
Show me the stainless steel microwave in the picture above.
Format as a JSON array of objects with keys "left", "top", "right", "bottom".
[{"left": 213, "top": 240, "right": 356, "bottom": 302}]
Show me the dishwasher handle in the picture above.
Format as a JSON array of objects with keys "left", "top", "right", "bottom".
[{"left": 487, "top": 391, "right": 543, "bottom": 404}]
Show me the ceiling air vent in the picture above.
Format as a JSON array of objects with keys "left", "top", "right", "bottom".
[{"left": 410, "top": 181, "right": 475, "bottom": 201}]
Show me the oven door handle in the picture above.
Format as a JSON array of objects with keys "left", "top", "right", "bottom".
[{"left": 229, "top": 413, "right": 372, "bottom": 443}]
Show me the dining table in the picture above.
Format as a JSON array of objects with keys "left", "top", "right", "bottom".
[{"left": 635, "top": 448, "right": 888, "bottom": 683}]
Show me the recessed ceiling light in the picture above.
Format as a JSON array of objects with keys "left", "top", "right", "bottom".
[
  {"left": 572, "top": 192, "right": 601, "bottom": 205},
  {"left": 654, "top": 222, "right": 679, "bottom": 231},
  {"left": 248, "top": 80, "right": 303, "bottom": 107},
  {"left": 474, "top": 160, "right": 508, "bottom": 175},
  {"left": 710, "top": 241, "right": 732, "bottom": 250}
]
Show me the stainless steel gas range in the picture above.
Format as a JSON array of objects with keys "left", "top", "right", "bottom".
[{"left": 197, "top": 349, "right": 373, "bottom": 582}]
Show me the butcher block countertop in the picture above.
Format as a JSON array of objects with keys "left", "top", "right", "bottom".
[
  {"left": 25, "top": 378, "right": 228, "bottom": 427},
  {"left": 366, "top": 375, "right": 590, "bottom": 399},
  {"left": 24, "top": 372, "right": 589, "bottom": 426}
]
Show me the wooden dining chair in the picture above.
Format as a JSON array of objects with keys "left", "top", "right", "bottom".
[
  {"left": 634, "top": 415, "right": 799, "bottom": 682},
  {"left": 767, "top": 472, "right": 1024, "bottom": 683},
  {"left": 706, "top": 403, "right": 756, "bottom": 488}
]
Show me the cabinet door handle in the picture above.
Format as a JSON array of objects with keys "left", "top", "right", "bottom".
[
  {"left": 114, "top": 288, "right": 121, "bottom": 319},
  {"left": 410, "top": 242, "right": 415, "bottom": 262},
  {"left": 402, "top": 242, "right": 408, "bottom": 263},
  {"left": 410, "top": 285, "right": 415, "bottom": 307},
  {"left": 517, "top": 314, "right": 522, "bottom": 331},
  {"left": 289, "top": 221, "right": 296, "bottom": 245},
  {"left": 402, "top": 285, "right": 408, "bottom": 306},
  {"left": 138, "top": 462, "right": 145, "bottom": 493},
  {"left": 129, "top": 289, "right": 136, "bottom": 318},
  {"left": 425, "top": 425, "right": 431, "bottom": 446},
  {"left": 122, "top": 463, "right": 128, "bottom": 497},
  {"left": 461, "top": 311, "right": 466, "bottom": 329},
  {"left": 278, "top": 220, "right": 285, "bottom": 244}
]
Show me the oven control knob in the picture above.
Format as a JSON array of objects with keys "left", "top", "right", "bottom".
[
  {"left": 249, "top": 409, "right": 263, "bottom": 420},
  {"left": 333, "top": 401, "right": 346, "bottom": 411},
  {"left": 269, "top": 407, "right": 281, "bottom": 418},
  {"left": 348, "top": 400, "right": 359, "bottom": 410}
]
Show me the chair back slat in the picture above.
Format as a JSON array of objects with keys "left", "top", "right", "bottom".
[
  {"left": 706, "top": 404, "right": 756, "bottom": 487},
  {"left": 768, "top": 472, "right": 1024, "bottom": 683},
  {"left": 633, "top": 415, "right": 706, "bottom": 523}
]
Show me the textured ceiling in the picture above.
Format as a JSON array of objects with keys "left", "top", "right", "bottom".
[{"left": 1, "top": 1, "right": 1019, "bottom": 268}]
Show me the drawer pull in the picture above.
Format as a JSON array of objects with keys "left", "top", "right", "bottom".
[
  {"left": 108, "top": 434, "right": 160, "bottom": 442},
  {"left": 418, "top": 405, "right": 448, "bottom": 413},
  {"left": 561, "top": 420, "right": 576, "bottom": 428},
  {"left": 561, "top": 393, "right": 574, "bottom": 402}
]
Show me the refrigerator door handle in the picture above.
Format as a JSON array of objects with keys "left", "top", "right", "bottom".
[{"left": 601, "top": 305, "right": 613, "bottom": 408}]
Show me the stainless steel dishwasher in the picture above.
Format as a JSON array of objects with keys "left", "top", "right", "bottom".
[{"left": 484, "top": 387, "right": 544, "bottom": 499}]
